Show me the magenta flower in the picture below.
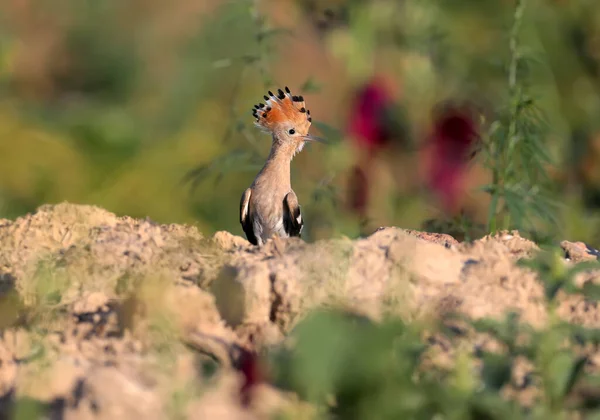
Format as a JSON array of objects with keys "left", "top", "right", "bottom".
[
  {"left": 238, "top": 349, "right": 263, "bottom": 407},
  {"left": 426, "top": 105, "right": 479, "bottom": 213},
  {"left": 345, "top": 77, "right": 399, "bottom": 217},
  {"left": 347, "top": 78, "right": 396, "bottom": 153}
]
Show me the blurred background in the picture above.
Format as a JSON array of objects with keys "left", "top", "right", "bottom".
[{"left": 1, "top": 0, "right": 600, "bottom": 245}]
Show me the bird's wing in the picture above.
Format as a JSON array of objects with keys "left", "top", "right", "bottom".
[
  {"left": 240, "top": 188, "right": 258, "bottom": 245},
  {"left": 283, "top": 190, "right": 303, "bottom": 238}
]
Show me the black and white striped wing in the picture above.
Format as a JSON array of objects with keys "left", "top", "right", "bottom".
[
  {"left": 240, "top": 188, "right": 258, "bottom": 245},
  {"left": 283, "top": 190, "right": 303, "bottom": 238}
]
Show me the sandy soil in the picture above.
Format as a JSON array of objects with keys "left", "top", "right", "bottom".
[{"left": 0, "top": 203, "right": 598, "bottom": 419}]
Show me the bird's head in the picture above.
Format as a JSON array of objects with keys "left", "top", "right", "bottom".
[{"left": 252, "top": 87, "right": 324, "bottom": 155}]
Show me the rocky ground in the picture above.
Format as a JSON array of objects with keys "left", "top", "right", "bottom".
[{"left": 0, "top": 203, "right": 598, "bottom": 419}]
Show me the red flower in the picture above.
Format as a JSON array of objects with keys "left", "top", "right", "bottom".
[
  {"left": 345, "top": 77, "right": 400, "bottom": 218},
  {"left": 347, "top": 78, "right": 396, "bottom": 153},
  {"left": 238, "top": 349, "right": 264, "bottom": 407},
  {"left": 426, "top": 105, "right": 479, "bottom": 213}
]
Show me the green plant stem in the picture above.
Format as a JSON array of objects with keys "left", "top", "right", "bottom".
[
  {"left": 505, "top": 0, "right": 526, "bottom": 166},
  {"left": 502, "top": 0, "right": 526, "bottom": 231},
  {"left": 489, "top": 0, "right": 526, "bottom": 233},
  {"left": 488, "top": 175, "right": 499, "bottom": 233}
]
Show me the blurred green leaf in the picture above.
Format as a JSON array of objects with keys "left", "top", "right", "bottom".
[
  {"left": 547, "top": 352, "right": 586, "bottom": 403},
  {"left": 582, "top": 283, "right": 600, "bottom": 301},
  {"left": 481, "top": 352, "right": 513, "bottom": 391},
  {"left": 469, "top": 392, "right": 523, "bottom": 420},
  {"left": 284, "top": 310, "right": 362, "bottom": 402},
  {"left": 563, "top": 357, "right": 588, "bottom": 398},
  {"left": 13, "top": 397, "right": 45, "bottom": 420}
]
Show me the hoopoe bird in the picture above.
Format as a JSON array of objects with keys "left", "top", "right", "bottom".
[{"left": 240, "top": 87, "right": 324, "bottom": 246}]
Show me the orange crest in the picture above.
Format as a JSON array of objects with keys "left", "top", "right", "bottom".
[{"left": 252, "top": 87, "right": 312, "bottom": 133}]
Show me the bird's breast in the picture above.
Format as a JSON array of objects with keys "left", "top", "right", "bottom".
[{"left": 250, "top": 189, "right": 288, "bottom": 242}]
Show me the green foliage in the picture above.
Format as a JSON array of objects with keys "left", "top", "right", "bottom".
[
  {"left": 0, "top": 0, "right": 599, "bottom": 242},
  {"left": 12, "top": 397, "right": 45, "bottom": 420},
  {"left": 474, "top": 0, "right": 558, "bottom": 235},
  {"left": 2, "top": 1, "right": 600, "bottom": 414},
  {"left": 518, "top": 246, "right": 600, "bottom": 301},
  {"left": 260, "top": 244, "right": 600, "bottom": 419},
  {"left": 268, "top": 310, "right": 526, "bottom": 420}
]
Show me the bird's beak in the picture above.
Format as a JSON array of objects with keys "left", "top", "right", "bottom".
[{"left": 302, "top": 135, "right": 328, "bottom": 144}]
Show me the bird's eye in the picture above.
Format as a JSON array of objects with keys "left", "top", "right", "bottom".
[{"left": 288, "top": 128, "right": 296, "bottom": 135}]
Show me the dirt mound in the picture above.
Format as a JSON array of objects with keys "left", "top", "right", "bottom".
[{"left": 0, "top": 202, "right": 597, "bottom": 418}]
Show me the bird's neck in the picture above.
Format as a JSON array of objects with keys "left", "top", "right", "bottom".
[
  {"left": 256, "top": 136, "right": 297, "bottom": 189},
  {"left": 267, "top": 138, "right": 298, "bottom": 163}
]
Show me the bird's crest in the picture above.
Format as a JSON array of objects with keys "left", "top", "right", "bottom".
[{"left": 252, "top": 87, "right": 312, "bottom": 133}]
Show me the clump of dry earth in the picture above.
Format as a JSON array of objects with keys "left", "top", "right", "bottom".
[{"left": 0, "top": 203, "right": 597, "bottom": 419}]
